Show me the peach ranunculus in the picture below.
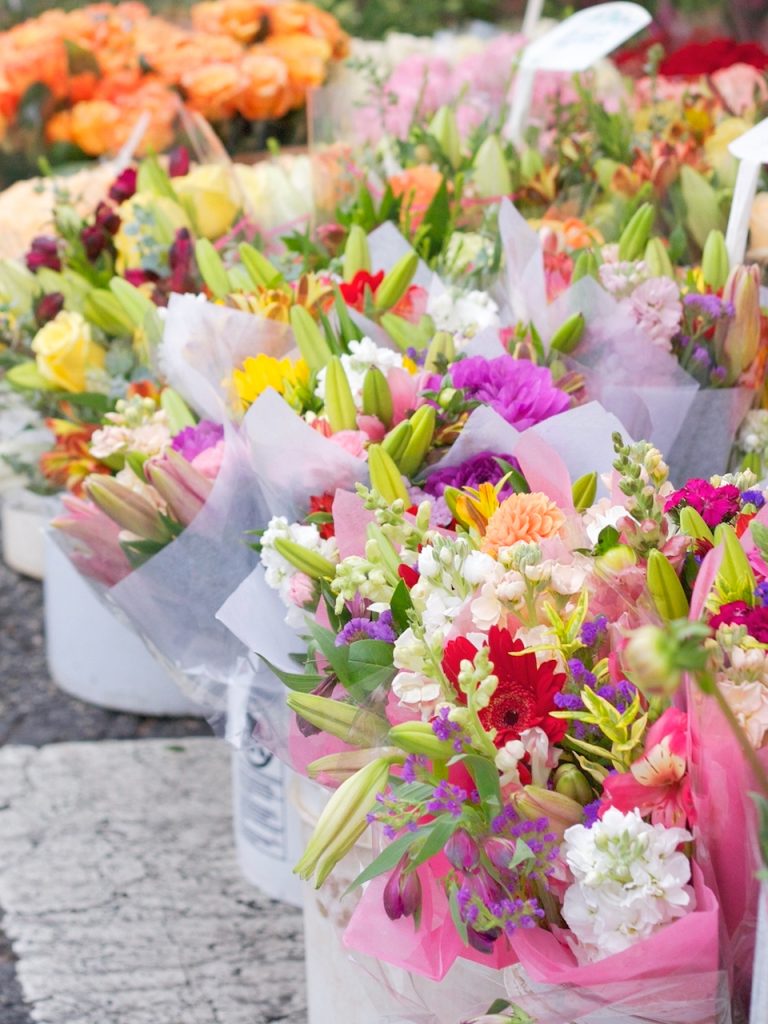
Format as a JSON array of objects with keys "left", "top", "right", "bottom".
[
  {"left": 389, "top": 165, "right": 444, "bottom": 230},
  {"left": 182, "top": 62, "right": 245, "bottom": 121},
  {"left": 238, "top": 50, "right": 291, "bottom": 120},
  {"left": 66, "top": 100, "right": 123, "bottom": 156},
  {"left": 268, "top": 3, "right": 349, "bottom": 59},
  {"left": 262, "top": 34, "right": 333, "bottom": 105},
  {"left": 481, "top": 492, "right": 565, "bottom": 557},
  {"left": 191, "top": 0, "right": 274, "bottom": 43}
]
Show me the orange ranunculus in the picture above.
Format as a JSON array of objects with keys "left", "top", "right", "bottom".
[
  {"left": 181, "top": 62, "right": 244, "bottom": 121},
  {"left": 389, "top": 165, "right": 444, "bottom": 229},
  {"left": 45, "top": 109, "right": 74, "bottom": 146},
  {"left": 2, "top": 39, "right": 69, "bottom": 102},
  {"left": 262, "top": 34, "right": 332, "bottom": 104},
  {"left": 238, "top": 51, "right": 291, "bottom": 121},
  {"left": 68, "top": 72, "right": 99, "bottom": 104},
  {"left": 192, "top": 0, "right": 273, "bottom": 44},
  {"left": 66, "top": 100, "right": 123, "bottom": 156}
]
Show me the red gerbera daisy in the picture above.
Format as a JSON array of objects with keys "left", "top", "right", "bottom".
[
  {"left": 442, "top": 626, "right": 567, "bottom": 748},
  {"left": 308, "top": 492, "right": 335, "bottom": 539}
]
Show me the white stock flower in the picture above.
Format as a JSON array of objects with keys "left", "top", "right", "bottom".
[
  {"left": 583, "top": 499, "right": 627, "bottom": 547},
  {"left": 427, "top": 288, "right": 500, "bottom": 338},
  {"left": 719, "top": 679, "right": 768, "bottom": 748},
  {"left": 391, "top": 671, "right": 442, "bottom": 717},
  {"left": 260, "top": 516, "right": 337, "bottom": 615},
  {"left": 562, "top": 808, "right": 693, "bottom": 962},
  {"left": 471, "top": 571, "right": 526, "bottom": 631},
  {"left": 393, "top": 627, "right": 430, "bottom": 674}
]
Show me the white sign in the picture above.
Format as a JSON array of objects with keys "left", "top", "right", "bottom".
[
  {"left": 507, "top": 2, "right": 651, "bottom": 143},
  {"left": 726, "top": 117, "right": 768, "bottom": 265}
]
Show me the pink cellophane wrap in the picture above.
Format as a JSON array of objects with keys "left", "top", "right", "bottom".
[{"left": 160, "top": 293, "right": 294, "bottom": 422}]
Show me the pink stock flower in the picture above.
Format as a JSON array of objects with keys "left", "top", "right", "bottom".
[
  {"left": 600, "top": 707, "right": 694, "bottom": 827},
  {"left": 623, "top": 277, "right": 683, "bottom": 352},
  {"left": 53, "top": 494, "right": 132, "bottom": 586},
  {"left": 190, "top": 439, "right": 225, "bottom": 480}
]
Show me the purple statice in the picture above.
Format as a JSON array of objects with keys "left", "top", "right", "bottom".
[
  {"left": 431, "top": 706, "right": 469, "bottom": 752},
  {"left": 401, "top": 754, "right": 428, "bottom": 783},
  {"left": 335, "top": 611, "right": 396, "bottom": 646},
  {"left": 441, "top": 355, "right": 570, "bottom": 430},
  {"left": 580, "top": 614, "right": 608, "bottom": 647},
  {"left": 423, "top": 450, "right": 521, "bottom": 499},
  {"left": 583, "top": 798, "right": 602, "bottom": 829},
  {"left": 756, "top": 581, "right": 768, "bottom": 607},
  {"left": 426, "top": 780, "right": 467, "bottom": 818},
  {"left": 742, "top": 490, "right": 766, "bottom": 510},
  {"left": 683, "top": 293, "right": 733, "bottom": 319},
  {"left": 567, "top": 659, "right": 597, "bottom": 688},
  {"left": 171, "top": 420, "right": 224, "bottom": 461}
]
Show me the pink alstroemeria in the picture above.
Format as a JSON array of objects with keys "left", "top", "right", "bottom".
[
  {"left": 600, "top": 707, "right": 694, "bottom": 828},
  {"left": 53, "top": 494, "right": 132, "bottom": 586}
]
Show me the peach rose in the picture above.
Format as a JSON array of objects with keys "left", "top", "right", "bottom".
[
  {"left": 182, "top": 62, "right": 244, "bottom": 121},
  {"left": 238, "top": 50, "right": 291, "bottom": 120}
]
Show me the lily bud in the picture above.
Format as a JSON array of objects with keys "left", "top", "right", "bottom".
[
  {"left": 512, "top": 785, "right": 583, "bottom": 839},
  {"left": 621, "top": 624, "right": 681, "bottom": 697},
  {"left": 374, "top": 251, "right": 419, "bottom": 311},
  {"left": 646, "top": 549, "right": 690, "bottom": 622},
  {"left": 368, "top": 444, "right": 410, "bottom": 504},
  {"left": 387, "top": 721, "right": 455, "bottom": 760},
  {"left": 381, "top": 312, "right": 434, "bottom": 352},
  {"left": 519, "top": 147, "right": 543, "bottom": 182},
  {"left": 144, "top": 448, "right": 212, "bottom": 527},
  {"left": 397, "top": 404, "right": 436, "bottom": 477},
  {"left": 195, "top": 237, "right": 231, "bottom": 300},
  {"left": 680, "top": 165, "right": 723, "bottom": 250},
  {"left": 343, "top": 224, "right": 371, "bottom": 281},
  {"left": 445, "top": 828, "right": 480, "bottom": 872},
  {"left": 428, "top": 106, "right": 462, "bottom": 169},
  {"left": 383, "top": 855, "right": 423, "bottom": 920},
  {"left": 160, "top": 387, "right": 196, "bottom": 434},
  {"left": 85, "top": 476, "right": 172, "bottom": 544},
  {"left": 381, "top": 420, "right": 412, "bottom": 464},
  {"left": 361, "top": 366, "right": 393, "bottom": 428},
  {"left": 618, "top": 202, "right": 654, "bottom": 262},
  {"left": 572, "top": 472, "right": 597, "bottom": 512},
  {"left": 644, "top": 237, "right": 674, "bottom": 279},
  {"left": 713, "top": 521, "right": 756, "bottom": 602},
  {"left": 286, "top": 692, "right": 389, "bottom": 746},
  {"left": 294, "top": 756, "right": 395, "bottom": 885},
  {"left": 273, "top": 537, "right": 336, "bottom": 580},
  {"left": 571, "top": 249, "right": 600, "bottom": 282},
  {"left": 238, "top": 241, "right": 285, "bottom": 289},
  {"left": 701, "top": 229, "right": 729, "bottom": 291},
  {"left": 553, "top": 765, "right": 593, "bottom": 805},
  {"left": 483, "top": 836, "right": 518, "bottom": 872},
  {"left": 466, "top": 925, "right": 502, "bottom": 954},
  {"left": 290, "top": 305, "right": 332, "bottom": 374},
  {"left": 308, "top": 747, "right": 401, "bottom": 784},
  {"left": 423, "top": 330, "right": 456, "bottom": 373},
  {"left": 716, "top": 264, "right": 761, "bottom": 384},
  {"left": 595, "top": 543, "right": 637, "bottom": 574},
  {"left": 549, "top": 312, "right": 585, "bottom": 356},
  {"left": 473, "top": 135, "right": 512, "bottom": 199},
  {"left": 324, "top": 356, "right": 358, "bottom": 433}
]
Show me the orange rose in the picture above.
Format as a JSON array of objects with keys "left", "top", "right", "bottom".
[
  {"left": 238, "top": 51, "right": 291, "bottom": 121},
  {"left": 262, "top": 34, "right": 332, "bottom": 105},
  {"left": 45, "top": 109, "right": 74, "bottom": 146},
  {"left": 182, "top": 62, "right": 244, "bottom": 121},
  {"left": 67, "top": 100, "right": 123, "bottom": 156},
  {"left": 389, "top": 165, "right": 444, "bottom": 229},
  {"left": 267, "top": 3, "right": 348, "bottom": 59}
]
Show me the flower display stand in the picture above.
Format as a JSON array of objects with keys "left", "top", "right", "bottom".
[{"left": 44, "top": 533, "right": 201, "bottom": 716}]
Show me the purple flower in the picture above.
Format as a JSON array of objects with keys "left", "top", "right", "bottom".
[
  {"left": 755, "top": 582, "right": 768, "bottom": 607},
  {"left": 580, "top": 615, "right": 607, "bottom": 647},
  {"left": 34, "top": 292, "right": 65, "bottom": 326},
  {"left": 683, "top": 292, "right": 731, "bottom": 318},
  {"left": 443, "top": 356, "right": 570, "bottom": 430},
  {"left": 171, "top": 420, "right": 224, "bottom": 461},
  {"left": 583, "top": 798, "right": 602, "bottom": 828},
  {"left": 109, "top": 167, "right": 137, "bottom": 203},
  {"left": 335, "top": 612, "right": 396, "bottom": 646},
  {"left": 26, "top": 236, "right": 61, "bottom": 272},
  {"left": 423, "top": 450, "right": 520, "bottom": 499},
  {"left": 664, "top": 478, "right": 741, "bottom": 528},
  {"left": 168, "top": 228, "right": 196, "bottom": 294},
  {"left": 742, "top": 490, "right": 766, "bottom": 510}
]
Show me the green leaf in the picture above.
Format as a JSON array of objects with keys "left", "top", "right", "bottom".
[
  {"left": 346, "top": 828, "right": 424, "bottom": 892},
  {"left": 390, "top": 579, "right": 413, "bottom": 634},
  {"left": 448, "top": 880, "right": 469, "bottom": 945},
  {"left": 256, "top": 653, "right": 325, "bottom": 694},
  {"left": 64, "top": 39, "right": 100, "bottom": 76},
  {"left": 463, "top": 754, "right": 502, "bottom": 811},
  {"left": 5, "top": 361, "right": 55, "bottom": 392},
  {"left": 594, "top": 525, "right": 620, "bottom": 555},
  {"left": 410, "top": 814, "right": 461, "bottom": 869},
  {"left": 418, "top": 178, "right": 451, "bottom": 260}
]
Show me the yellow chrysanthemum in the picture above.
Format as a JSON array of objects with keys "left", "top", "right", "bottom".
[{"left": 232, "top": 354, "right": 309, "bottom": 409}]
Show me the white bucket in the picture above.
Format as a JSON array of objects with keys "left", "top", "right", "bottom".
[
  {"left": 1, "top": 488, "right": 60, "bottom": 579},
  {"left": 293, "top": 777, "right": 505, "bottom": 1024},
  {"left": 231, "top": 745, "right": 304, "bottom": 908},
  {"left": 43, "top": 533, "right": 202, "bottom": 717}
]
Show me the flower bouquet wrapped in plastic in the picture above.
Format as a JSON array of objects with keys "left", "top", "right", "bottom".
[{"left": 217, "top": 418, "right": 752, "bottom": 1023}]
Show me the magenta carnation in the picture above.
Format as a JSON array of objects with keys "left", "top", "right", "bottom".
[
  {"left": 664, "top": 478, "right": 741, "bottom": 529},
  {"left": 171, "top": 420, "right": 224, "bottom": 462},
  {"left": 709, "top": 601, "right": 768, "bottom": 642},
  {"left": 442, "top": 356, "right": 570, "bottom": 430}
]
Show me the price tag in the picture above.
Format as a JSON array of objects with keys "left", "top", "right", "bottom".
[
  {"left": 507, "top": 2, "right": 651, "bottom": 142},
  {"left": 726, "top": 118, "right": 768, "bottom": 265}
]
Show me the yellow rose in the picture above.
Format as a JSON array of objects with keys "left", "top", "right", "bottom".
[
  {"left": 173, "top": 165, "right": 240, "bottom": 240},
  {"left": 113, "top": 194, "right": 190, "bottom": 273},
  {"left": 705, "top": 117, "right": 750, "bottom": 189},
  {"left": 31, "top": 310, "right": 105, "bottom": 393}
]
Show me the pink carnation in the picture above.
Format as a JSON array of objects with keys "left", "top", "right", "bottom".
[
  {"left": 623, "top": 276, "right": 682, "bottom": 351},
  {"left": 190, "top": 440, "right": 225, "bottom": 480}
]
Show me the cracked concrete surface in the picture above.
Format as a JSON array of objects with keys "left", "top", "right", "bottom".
[{"left": 0, "top": 738, "right": 306, "bottom": 1024}]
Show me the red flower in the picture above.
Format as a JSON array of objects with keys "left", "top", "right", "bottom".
[
  {"left": 398, "top": 563, "right": 420, "bottom": 588},
  {"left": 442, "top": 626, "right": 567, "bottom": 748},
  {"left": 339, "top": 270, "right": 385, "bottom": 310},
  {"left": 308, "top": 492, "right": 335, "bottom": 539},
  {"left": 659, "top": 38, "right": 768, "bottom": 77}
]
